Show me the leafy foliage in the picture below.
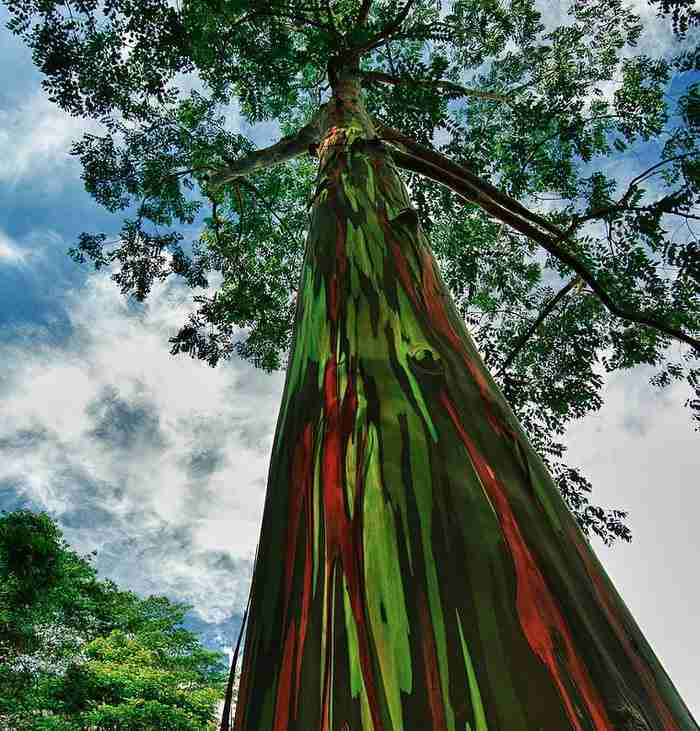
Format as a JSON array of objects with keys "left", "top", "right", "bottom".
[
  {"left": 4, "top": 0, "right": 700, "bottom": 544},
  {"left": 648, "top": 0, "right": 699, "bottom": 38},
  {"left": 0, "top": 510, "right": 226, "bottom": 730}
]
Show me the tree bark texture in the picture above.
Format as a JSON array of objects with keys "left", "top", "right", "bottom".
[{"left": 232, "top": 88, "right": 699, "bottom": 731}]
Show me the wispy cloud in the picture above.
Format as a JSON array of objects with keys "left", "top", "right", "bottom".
[
  {"left": 0, "top": 229, "right": 28, "bottom": 265},
  {"left": 0, "top": 91, "right": 103, "bottom": 187},
  {"left": 0, "top": 265, "right": 284, "bottom": 624}
]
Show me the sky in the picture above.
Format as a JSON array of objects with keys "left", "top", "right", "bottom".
[{"left": 1, "top": 0, "right": 699, "bottom": 721}]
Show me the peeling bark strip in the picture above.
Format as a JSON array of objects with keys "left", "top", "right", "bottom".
[{"left": 232, "top": 88, "right": 699, "bottom": 730}]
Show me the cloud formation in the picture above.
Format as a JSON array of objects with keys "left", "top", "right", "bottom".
[
  {"left": 0, "top": 229, "right": 30, "bottom": 266},
  {"left": 0, "top": 91, "right": 103, "bottom": 187},
  {"left": 0, "top": 264, "right": 284, "bottom": 626}
]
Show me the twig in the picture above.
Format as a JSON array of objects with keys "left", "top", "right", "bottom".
[
  {"left": 360, "top": 69, "right": 510, "bottom": 104},
  {"left": 497, "top": 276, "right": 581, "bottom": 375},
  {"left": 520, "top": 115, "right": 623, "bottom": 175},
  {"left": 572, "top": 154, "right": 694, "bottom": 226},
  {"left": 237, "top": 179, "right": 303, "bottom": 249}
]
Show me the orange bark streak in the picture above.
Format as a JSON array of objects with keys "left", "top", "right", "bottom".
[
  {"left": 419, "top": 250, "right": 491, "bottom": 399},
  {"left": 441, "top": 390, "right": 614, "bottom": 731},
  {"left": 384, "top": 218, "right": 510, "bottom": 439}
]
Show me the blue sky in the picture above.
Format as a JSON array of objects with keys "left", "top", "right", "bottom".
[{"left": 1, "top": 0, "right": 699, "bottom": 719}]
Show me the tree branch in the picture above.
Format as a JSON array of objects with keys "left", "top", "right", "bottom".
[
  {"left": 237, "top": 178, "right": 303, "bottom": 250},
  {"left": 665, "top": 209, "right": 700, "bottom": 221},
  {"left": 360, "top": 69, "right": 510, "bottom": 104},
  {"left": 572, "top": 155, "right": 695, "bottom": 227},
  {"left": 383, "top": 40, "right": 397, "bottom": 75},
  {"left": 223, "top": 7, "right": 338, "bottom": 36},
  {"left": 379, "top": 125, "right": 700, "bottom": 354},
  {"left": 497, "top": 276, "right": 582, "bottom": 376},
  {"left": 356, "top": 0, "right": 374, "bottom": 26},
  {"left": 208, "top": 107, "right": 327, "bottom": 189},
  {"left": 351, "top": 0, "right": 417, "bottom": 55},
  {"left": 377, "top": 122, "right": 563, "bottom": 238}
]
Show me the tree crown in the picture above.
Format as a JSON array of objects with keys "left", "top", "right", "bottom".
[{"left": 4, "top": 0, "right": 700, "bottom": 543}]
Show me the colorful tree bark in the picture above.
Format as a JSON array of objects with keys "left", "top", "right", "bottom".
[{"left": 232, "top": 83, "right": 699, "bottom": 731}]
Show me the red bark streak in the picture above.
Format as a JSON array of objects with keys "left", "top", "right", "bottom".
[
  {"left": 440, "top": 390, "right": 614, "bottom": 731},
  {"left": 336, "top": 209, "right": 348, "bottom": 279},
  {"left": 284, "top": 423, "right": 314, "bottom": 623},
  {"left": 274, "top": 621, "right": 297, "bottom": 731},
  {"left": 321, "top": 562, "right": 335, "bottom": 731},
  {"left": 321, "top": 358, "right": 384, "bottom": 730},
  {"left": 382, "top": 211, "right": 509, "bottom": 439},
  {"left": 294, "top": 499, "right": 313, "bottom": 721},
  {"left": 293, "top": 426, "right": 315, "bottom": 720},
  {"left": 418, "top": 587, "right": 448, "bottom": 731},
  {"left": 387, "top": 229, "right": 419, "bottom": 304},
  {"left": 233, "top": 633, "right": 255, "bottom": 731},
  {"left": 571, "top": 531, "right": 682, "bottom": 731},
  {"left": 322, "top": 358, "right": 345, "bottom": 557},
  {"left": 419, "top": 251, "right": 490, "bottom": 395}
]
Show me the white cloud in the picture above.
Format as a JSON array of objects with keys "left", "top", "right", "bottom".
[
  {"left": 0, "top": 229, "right": 28, "bottom": 265},
  {"left": 0, "top": 227, "right": 54, "bottom": 269},
  {"left": 0, "top": 91, "right": 103, "bottom": 186},
  {"left": 0, "top": 265, "right": 285, "bottom": 622}
]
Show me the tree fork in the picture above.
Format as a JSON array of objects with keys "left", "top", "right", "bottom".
[{"left": 230, "top": 73, "right": 698, "bottom": 730}]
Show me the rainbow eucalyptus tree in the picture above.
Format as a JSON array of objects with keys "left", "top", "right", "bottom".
[{"left": 5, "top": 0, "right": 700, "bottom": 728}]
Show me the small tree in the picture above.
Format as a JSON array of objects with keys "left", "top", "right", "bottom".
[{"left": 0, "top": 510, "right": 227, "bottom": 730}]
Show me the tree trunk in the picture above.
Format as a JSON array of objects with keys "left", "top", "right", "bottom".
[{"left": 231, "top": 74, "right": 699, "bottom": 731}]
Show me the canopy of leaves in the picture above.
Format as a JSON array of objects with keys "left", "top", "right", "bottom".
[
  {"left": 4, "top": 0, "right": 700, "bottom": 543},
  {"left": 649, "top": 0, "right": 699, "bottom": 40},
  {"left": 0, "top": 510, "right": 226, "bottom": 730}
]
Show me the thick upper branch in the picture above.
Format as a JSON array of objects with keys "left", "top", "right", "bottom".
[
  {"left": 377, "top": 123, "right": 563, "bottom": 238},
  {"left": 379, "top": 124, "right": 700, "bottom": 354},
  {"left": 356, "top": 0, "right": 374, "bottom": 26},
  {"left": 208, "top": 106, "right": 327, "bottom": 189}
]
